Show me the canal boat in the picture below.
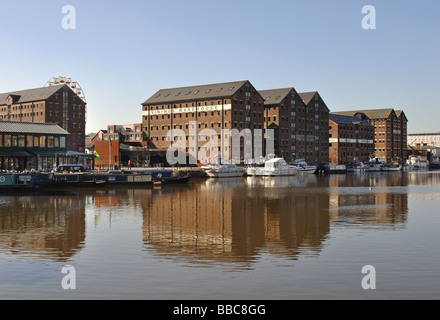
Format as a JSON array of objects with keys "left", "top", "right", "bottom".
[
  {"left": 0, "top": 173, "right": 34, "bottom": 191},
  {"left": 289, "top": 159, "right": 317, "bottom": 174},
  {"left": 255, "top": 158, "right": 299, "bottom": 177},
  {"left": 204, "top": 164, "right": 245, "bottom": 178},
  {"left": 139, "top": 168, "right": 191, "bottom": 183}
]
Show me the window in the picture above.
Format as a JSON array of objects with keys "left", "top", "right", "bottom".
[
  {"left": 48, "top": 136, "right": 54, "bottom": 148},
  {"left": 12, "top": 135, "right": 17, "bottom": 147},
  {"left": 0, "top": 135, "right": 2, "bottom": 147},
  {"left": 26, "top": 135, "right": 33, "bottom": 148},
  {"left": 54, "top": 137, "right": 60, "bottom": 148},
  {"left": 40, "top": 136, "right": 46, "bottom": 148},
  {"left": 34, "top": 136, "right": 40, "bottom": 148}
]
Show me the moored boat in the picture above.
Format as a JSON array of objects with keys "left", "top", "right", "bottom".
[
  {"left": 255, "top": 158, "right": 299, "bottom": 176},
  {"left": 347, "top": 161, "right": 368, "bottom": 173},
  {"left": 366, "top": 158, "right": 386, "bottom": 172},
  {"left": 204, "top": 164, "right": 245, "bottom": 178},
  {"left": 289, "top": 159, "right": 317, "bottom": 174},
  {"left": 0, "top": 173, "right": 34, "bottom": 191},
  {"left": 381, "top": 163, "right": 403, "bottom": 172}
]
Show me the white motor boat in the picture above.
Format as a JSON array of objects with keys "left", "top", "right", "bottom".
[
  {"left": 255, "top": 158, "right": 299, "bottom": 176},
  {"left": 347, "top": 162, "right": 368, "bottom": 173},
  {"left": 381, "top": 163, "right": 403, "bottom": 172},
  {"left": 205, "top": 164, "right": 245, "bottom": 178},
  {"left": 290, "top": 159, "right": 317, "bottom": 174}
]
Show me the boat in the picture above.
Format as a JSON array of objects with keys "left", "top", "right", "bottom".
[
  {"left": 246, "top": 167, "right": 257, "bottom": 176},
  {"left": 381, "top": 163, "right": 403, "bottom": 172},
  {"left": 329, "top": 164, "right": 347, "bottom": 174},
  {"left": 366, "top": 158, "right": 386, "bottom": 172},
  {"left": 347, "top": 161, "right": 368, "bottom": 173},
  {"left": 204, "top": 164, "right": 245, "bottom": 178},
  {"left": 0, "top": 173, "right": 34, "bottom": 192},
  {"left": 407, "top": 156, "right": 429, "bottom": 170},
  {"left": 289, "top": 159, "right": 317, "bottom": 174},
  {"left": 430, "top": 163, "right": 440, "bottom": 170},
  {"left": 255, "top": 158, "right": 299, "bottom": 176}
]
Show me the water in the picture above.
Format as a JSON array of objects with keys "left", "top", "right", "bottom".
[{"left": 1, "top": 171, "right": 439, "bottom": 300}]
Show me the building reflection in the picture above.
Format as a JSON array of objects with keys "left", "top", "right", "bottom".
[
  {"left": 0, "top": 192, "right": 86, "bottom": 262},
  {"left": 142, "top": 178, "right": 331, "bottom": 266},
  {"left": 328, "top": 173, "right": 409, "bottom": 228}
]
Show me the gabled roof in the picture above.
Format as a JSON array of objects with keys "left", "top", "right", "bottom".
[
  {"left": 0, "top": 120, "right": 69, "bottom": 135},
  {"left": 142, "top": 80, "right": 253, "bottom": 105},
  {"left": 259, "top": 88, "right": 296, "bottom": 106},
  {"left": 395, "top": 110, "right": 408, "bottom": 121},
  {"left": 298, "top": 92, "right": 318, "bottom": 105},
  {"left": 329, "top": 114, "right": 372, "bottom": 127},
  {"left": 332, "top": 109, "right": 395, "bottom": 120},
  {"left": 0, "top": 85, "right": 68, "bottom": 106}
]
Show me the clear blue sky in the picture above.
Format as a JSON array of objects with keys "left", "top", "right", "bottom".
[{"left": 1, "top": 0, "right": 439, "bottom": 134}]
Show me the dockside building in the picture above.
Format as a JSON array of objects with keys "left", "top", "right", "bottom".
[
  {"left": 0, "top": 85, "right": 87, "bottom": 153},
  {"left": 329, "top": 114, "right": 375, "bottom": 165},
  {"left": 331, "top": 109, "right": 408, "bottom": 163},
  {"left": 142, "top": 80, "right": 266, "bottom": 164},
  {"left": 258, "top": 88, "right": 329, "bottom": 164}
]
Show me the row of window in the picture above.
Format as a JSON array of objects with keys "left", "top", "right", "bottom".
[{"left": 0, "top": 134, "right": 67, "bottom": 149}]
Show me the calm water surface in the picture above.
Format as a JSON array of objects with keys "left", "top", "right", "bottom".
[{"left": 1, "top": 171, "right": 440, "bottom": 300}]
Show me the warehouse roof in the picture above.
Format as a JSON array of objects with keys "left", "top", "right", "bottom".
[
  {"left": 142, "top": 80, "right": 254, "bottom": 105},
  {"left": 331, "top": 109, "right": 396, "bottom": 120},
  {"left": 259, "top": 88, "right": 296, "bottom": 105},
  {"left": 0, "top": 120, "right": 69, "bottom": 135},
  {"left": 329, "top": 114, "right": 373, "bottom": 127},
  {"left": 0, "top": 85, "right": 69, "bottom": 106}
]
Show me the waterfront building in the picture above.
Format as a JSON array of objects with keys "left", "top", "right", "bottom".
[
  {"left": 90, "top": 123, "right": 149, "bottom": 168},
  {"left": 0, "top": 120, "right": 93, "bottom": 171},
  {"left": 258, "top": 88, "right": 297, "bottom": 162},
  {"left": 142, "top": 80, "right": 265, "bottom": 164},
  {"left": 258, "top": 88, "right": 329, "bottom": 164},
  {"left": 331, "top": 109, "right": 408, "bottom": 163},
  {"left": 298, "top": 92, "right": 330, "bottom": 164},
  {"left": 329, "top": 114, "right": 375, "bottom": 165},
  {"left": 0, "top": 85, "right": 86, "bottom": 152},
  {"left": 408, "top": 132, "right": 440, "bottom": 148}
]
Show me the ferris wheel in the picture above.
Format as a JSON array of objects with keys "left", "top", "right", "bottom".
[{"left": 45, "top": 76, "right": 87, "bottom": 103}]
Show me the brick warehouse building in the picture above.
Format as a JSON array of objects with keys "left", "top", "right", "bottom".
[
  {"left": 0, "top": 85, "right": 86, "bottom": 152},
  {"left": 90, "top": 123, "right": 149, "bottom": 168},
  {"left": 258, "top": 88, "right": 329, "bottom": 164},
  {"left": 142, "top": 80, "right": 266, "bottom": 164},
  {"left": 329, "top": 114, "right": 375, "bottom": 165},
  {"left": 298, "top": 92, "right": 330, "bottom": 164},
  {"left": 331, "top": 109, "right": 408, "bottom": 163}
]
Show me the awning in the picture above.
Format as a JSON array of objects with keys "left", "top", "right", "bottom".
[
  {"left": 28, "top": 150, "right": 59, "bottom": 157},
  {"left": 0, "top": 150, "right": 35, "bottom": 157}
]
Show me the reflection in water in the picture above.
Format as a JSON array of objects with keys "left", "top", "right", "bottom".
[
  {"left": 0, "top": 192, "right": 86, "bottom": 262},
  {"left": 142, "top": 178, "right": 330, "bottom": 267},
  {"left": 328, "top": 173, "right": 409, "bottom": 229},
  {"left": 0, "top": 172, "right": 426, "bottom": 266}
]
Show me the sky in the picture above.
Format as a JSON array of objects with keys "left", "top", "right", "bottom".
[{"left": 0, "top": 0, "right": 439, "bottom": 134}]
